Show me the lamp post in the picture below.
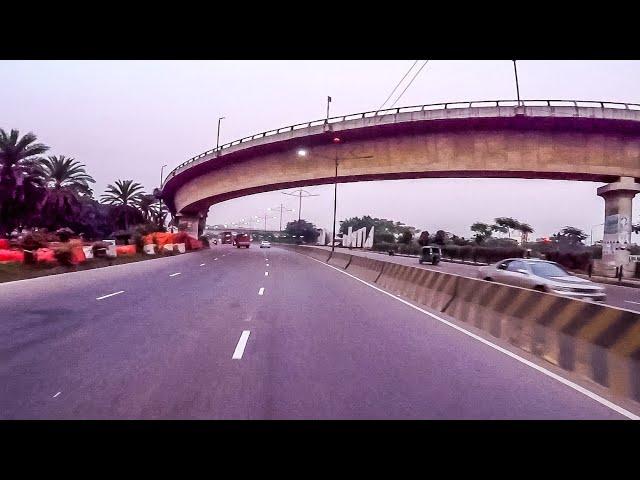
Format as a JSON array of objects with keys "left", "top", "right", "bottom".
[
  {"left": 513, "top": 60, "right": 521, "bottom": 106},
  {"left": 216, "top": 116, "right": 225, "bottom": 151},
  {"left": 158, "top": 164, "right": 168, "bottom": 229},
  {"left": 296, "top": 142, "right": 373, "bottom": 253}
]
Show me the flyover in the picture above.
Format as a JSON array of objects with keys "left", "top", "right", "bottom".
[{"left": 161, "top": 100, "right": 640, "bottom": 265}]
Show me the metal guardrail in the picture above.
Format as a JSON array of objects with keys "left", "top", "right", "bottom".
[{"left": 163, "top": 99, "right": 640, "bottom": 186}]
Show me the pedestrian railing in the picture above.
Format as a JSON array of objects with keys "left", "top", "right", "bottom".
[{"left": 164, "top": 100, "right": 640, "bottom": 186}]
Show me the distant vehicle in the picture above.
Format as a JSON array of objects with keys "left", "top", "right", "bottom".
[
  {"left": 212, "top": 238, "right": 218, "bottom": 245},
  {"left": 235, "top": 233, "right": 251, "bottom": 248},
  {"left": 477, "top": 258, "right": 606, "bottom": 301},
  {"left": 260, "top": 241, "right": 271, "bottom": 248},
  {"left": 419, "top": 246, "right": 442, "bottom": 265},
  {"left": 221, "top": 231, "right": 233, "bottom": 244}
]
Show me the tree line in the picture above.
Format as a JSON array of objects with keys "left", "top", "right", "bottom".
[{"left": 0, "top": 129, "right": 165, "bottom": 239}]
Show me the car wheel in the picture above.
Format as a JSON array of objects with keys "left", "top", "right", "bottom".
[
  {"left": 484, "top": 277, "right": 492, "bottom": 281},
  {"left": 418, "top": 259, "right": 423, "bottom": 264},
  {"left": 534, "top": 285, "right": 547, "bottom": 292}
]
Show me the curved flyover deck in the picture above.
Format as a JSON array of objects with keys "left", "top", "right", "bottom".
[{"left": 162, "top": 100, "right": 640, "bottom": 216}]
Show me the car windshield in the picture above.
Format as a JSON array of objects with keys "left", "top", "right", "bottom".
[{"left": 529, "top": 262, "right": 570, "bottom": 278}]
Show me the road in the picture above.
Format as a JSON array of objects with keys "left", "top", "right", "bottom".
[
  {"left": 0, "top": 244, "right": 634, "bottom": 419},
  {"left": 315, "top": 247, "right": 640, "bottom": 312}
]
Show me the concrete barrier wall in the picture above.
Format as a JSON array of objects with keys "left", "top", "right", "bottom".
[
  {"left": 345, "top": 255, "right": 385, "bottom": 283},
  {"left": 286, "top": 245, "right": 640, "bottom": 403},
  {"left": 446, "top": 277, "right": 640, "bottom": 401},
  {"left": 298, "top": 246, "right": 331, "bottom": 262},
  {"left": 327, "top": 251, "right": 352, "bottom": 269}
]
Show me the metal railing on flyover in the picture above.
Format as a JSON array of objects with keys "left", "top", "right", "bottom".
[{"left": 163, "top": 99, "right": 640, "bottom": 186}]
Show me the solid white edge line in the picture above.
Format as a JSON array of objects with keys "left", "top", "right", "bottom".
[
  {"left": 304, "top": 255, "right": 639, "bottom": 420},
  {"left": 258, "top": 287, "right": 265, "bottom": 295},
  {"left": 625, "top": 300, "right": 640, "bottom": 305},
  {"left": 169, "top": 272, "right": 181, "bottom": 277},
  {"left": 96, "top": 290, "right": 125, "bottom": 300},
  {"left": 232, "top": 330, "right": 251, "bottom": 359}
]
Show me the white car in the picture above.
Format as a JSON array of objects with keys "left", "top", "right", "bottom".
[
  {"left": 478, "top": 258, "right": 606, "bottom": 301},
  {"left": 260, "top": 241, "right": 271, "bottom": 248}
]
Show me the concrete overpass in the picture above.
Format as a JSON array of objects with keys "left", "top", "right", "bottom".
[{"left": 161, "top": 100, "right": 640, "bottom": 265}]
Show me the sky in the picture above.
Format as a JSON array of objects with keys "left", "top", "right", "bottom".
[{"left": 1, "top": 60, "right": 639, "bottom": 242}]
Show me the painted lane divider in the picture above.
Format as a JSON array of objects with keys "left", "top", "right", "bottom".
[
  {"left": 200, "top": 263, "right": 206, "bottom": 267},
  {"left": 53, "top": 391, "right": 61, "bottom": 398},
  {"left": 266, "top": 264, "right": 269, "bottom": 267},
  {"left": 625, "top": 300, "right": 640, "bottom": 305},
  {"left": 96, "top": 290, "right": 125, "bottom": 301},
  {"left": 258, "top": 287, "right": 265, "bottom": 296},
  {"left": 265, "top": 272, "right": 269, "bottom": 276},
  {"left": 214, "top": 258, "right": 218, "bottom": 260},
  {"left": 232, "top": 330, "right": 251, "bottom": 359},
  {"left": 169, "top": 272, "right": 182, "bottom": 277}
]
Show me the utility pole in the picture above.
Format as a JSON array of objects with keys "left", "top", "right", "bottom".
[
  {"left": 270, "top": 204, "right": 293, "bottom": 231},
  {"left": 326, "top": 96, "right": 332, "bottom": 122},
  {"left": 282, "top": 189, "right": 319, "bottom": 224}
]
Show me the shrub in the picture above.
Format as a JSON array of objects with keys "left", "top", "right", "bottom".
[
  {"left": 54, "top": 243, "right": 74, "bottom": 266},
  {"left": 92, "top": 241, "right": 110, "bottom": 258}
]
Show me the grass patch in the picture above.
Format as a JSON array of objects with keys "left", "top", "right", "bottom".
[{"left": 0, "top": 253, "right": 176, "bottom": 284}]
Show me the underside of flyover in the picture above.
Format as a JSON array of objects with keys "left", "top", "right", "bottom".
[{"left": 161, "top": 102, "right": 640, "bottom": 265}]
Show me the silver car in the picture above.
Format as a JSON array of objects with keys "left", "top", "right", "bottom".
[{"left": 477, "top": 258, "right": 606, "bottom": 301}]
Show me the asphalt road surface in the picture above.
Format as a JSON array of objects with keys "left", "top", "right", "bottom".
[
  {"left": 316, "top": 247, "right": 640, "bottom": 313},
  {"left": 0, "top": 244, "right": 634, "bottom": 419}
]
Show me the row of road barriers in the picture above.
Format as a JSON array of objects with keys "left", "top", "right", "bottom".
[{"left": 281, "top": 245, "right": 640, "bottom": 404}]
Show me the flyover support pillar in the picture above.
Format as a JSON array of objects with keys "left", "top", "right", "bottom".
[
  {"left": 596, "top": 176, "right": 640, "bottom": 269},
  {"left": 175, "top": 211, "right": 207, "bottom": 238}
]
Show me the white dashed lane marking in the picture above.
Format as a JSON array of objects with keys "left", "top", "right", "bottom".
[
  {"left": 232, "top": 331, "right": 251, "bottom": 359},
  {"left": 258, "top": 287, "right": 265, "bottom": 296},
  {"left": 200, "top": 263, "right": 205, "bottom": 267},
  {"left": 96, "top": 291, "right": 125, "bottom": 301},
  {"left": 169, "top": 272, "right": 181, "bottom": 277},
  {"left": 53, "top": 392, "right": 61, "bottom": 398}
]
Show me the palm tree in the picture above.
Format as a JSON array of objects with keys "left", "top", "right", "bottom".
[
  {"left": 494, "top": 217, "right": 520, "bottom": 239},
  {"left": 101, "top": 180, "right": 145, "bottom": 231},
  {"left": 36, "top": 156, "right": 96, "bottom": 230},
  {"left": 517, "top": 222, "right": 534, "bottom": 244},
  {"left": 0, "top": 129, "right": 49, "bottom": 236},
  {"left": 101, "top": 179, "right": 144, "bottom": 206},
  {"left": 135, "top": 194, "right": 160, "bottom": 221},
  {"left": 38, "top": 155, "right": 95, "bottom": 194}
]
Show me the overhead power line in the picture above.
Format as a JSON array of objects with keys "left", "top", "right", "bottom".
[
  {"left": 376, "top": 60, "right": 419, "bottom": 112},
  {"left": 389, "top": 60, "right": 429, "bottom": 108}
]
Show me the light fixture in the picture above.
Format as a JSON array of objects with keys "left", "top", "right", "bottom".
[
  {"left": 333, "top": 137, "right": 341, "bottom": 143},
  {"left": 297, "top": 149, "right": 307, "bottom": 157}
]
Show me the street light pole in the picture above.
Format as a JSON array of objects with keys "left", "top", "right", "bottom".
[
  {"left": 216, "top": 116, "right": 225, "bottom": 151},
  {"left": 513, "top": 60, "right": 521, "bottom": 106},
  {"left": 331, "top": 146, "right": 338, "bottom": 253},
  {"left": 159, "top": 164, "right": 167, "bottom": 229}
]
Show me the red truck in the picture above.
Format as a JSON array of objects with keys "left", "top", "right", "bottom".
[{"left": 235, "top": 233, "right": 251, "bottom": 248}]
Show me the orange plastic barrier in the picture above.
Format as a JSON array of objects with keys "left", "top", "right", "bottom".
[
  {"left": 116, "top": 245, "right": 136, "bottom": 256},
  {"left": 71, "top": 247, "right": 86, "bottom": 264},
  {"left": 0, "top": 249, "right": 24, "bottom": 263},
  {"left": 172, "top": 232, "right": 189, "bottom": 244},
  {"left": 36, "top": 248, "right": 56, "bottom": 263},
  {"left": 154, "top": 232, "right": 173, "bottom": 250},
  {"left": 0, "top": 239, "right": 10, "bottom": 249},
  {"left": 143, "top": 234, "right": 155, "bottom": 245}
]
